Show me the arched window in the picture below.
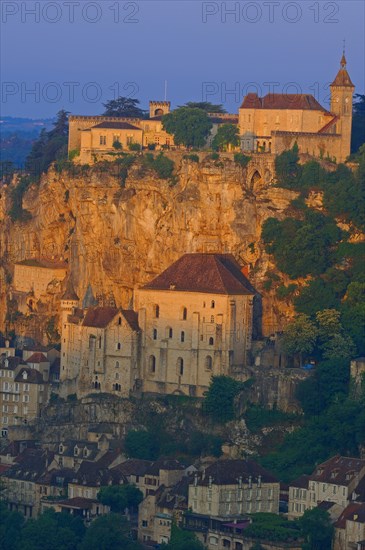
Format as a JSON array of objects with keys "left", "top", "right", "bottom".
[
  {"left": 167, "top": 327, "right": 173, "bottom": 338},
  {"left": 181, "top": 331, "right": 185, "bottom": 343},
  {"left": 115, "top": 361, "right": 120, "bottom": 368},
  {"left": 98, "top": 336, "right": 102, "bottom": 349},
  {"left": 154, "top": 305, "right": 160, "bottom": 318},
  {"left": 177, "top": 357, "right": 184, "bottom": 376},
  {"left": 115, "top": 372, "right": 119, "bottom": 380},
  {"left": 211, "top": 300, "right": 215, "bottom": 309},
  {"left": 153, "top": 329, "right": 157, "bottom": 340},
  {"left": 182, "top": 307, "right": 187, "bottom": 320},
  {"left": 116, "top": 343, "right": 121, "bottom": 350},
  {"left": 89, "top": 335, "right": 96, "bottom": 350},
  {"left": 149, "top": 355, "right": 156, "bottom": 373},
  {"left": 209, "top": 337, "right": 214, "bottom": 346},
  {"left": 205, "top": 356, "right": 213, "bottom": 371},
  {"left": 118, "top": 317, "right": 122, "bottom": 325}
]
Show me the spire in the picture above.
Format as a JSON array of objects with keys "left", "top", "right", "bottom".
[
  {"left": 330, "top": 52, "right": 354, "bottom": 88},
  {"left": 82, "top": 284, "right": 98, "bottom": 309},
  {"left": 61, "top": 278, "right": 79, "bottom": 301}
]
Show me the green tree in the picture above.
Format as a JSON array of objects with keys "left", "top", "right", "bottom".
[
  {"left": 161, "top": 523, "right": 206, "bottom": 550},
  {"left": 102, "top": 97, "right": 145, "bottom": 118},
  {"left": 275, "top": 143, "right": 301, "bottom": 187},
  {"left": 203, "top": 375, "right": 245, "bottom": 423},
  {"left": 0, "top": 502, "right": 24, "bottom": 550},
  {"left": 281, "top": 314, "right": 317, "bottom": 366},
  {"left": 299, "top": 507, "right": 333, "bottom": 550},
  {"left": 124, "top": 429, "right": 159, "bottom": 459},
  {"left": 351, "top": 94, "right": 365, "bottom": 153},
  {"left": 162, "top": 107, "right": 213, "bottom": 148},
  {"left": 15, "top": 508, "right": 84, "bottom": 550},
  {"left": 212, "top": 124, "right": 240, "bottom": 151},
  {"left": 78, "top": 514, "right": 142, "bottom": 550},
  {"left": 97, "top": 484, "right": 143, "bottom": 512},
  {"left": 183, "top": 102, "right": 226, "bottom": 113}
]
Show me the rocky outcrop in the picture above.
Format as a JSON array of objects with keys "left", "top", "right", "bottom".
[{"left": 0, "top": 153, "right": 298, "bottom": 338}]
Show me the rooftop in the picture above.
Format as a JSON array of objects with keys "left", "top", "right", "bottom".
[
  {"left": 142, "top": 254, "right": 254, "bottom": 296},
  {"left": 310, "top": 455, "right": 365, "bottom": 486},
  {"left": 91, "top": 121, "right": 141, "bottom": 131},
  {"left": 193, "top": 459, "right": 278, "bottom": 486},
  {"left": 240, "top": 93, "right": 329, "bottom": 112}
]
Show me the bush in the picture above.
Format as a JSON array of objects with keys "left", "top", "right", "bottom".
[
  {"left": 143, "top": 152, "right": 175, "bottom": 179},
  {"left": 203, "top": 375, "right": 247, "bottom": 423},
  {"left": 207, "top": 152, "right": 220, "bottom": 160},
  {"left": 276, "top": 283, "right": 297, "bottom": 300},
  {"left": 113, "top": 140, "right": 123, "bottom": 150},
  {"left": 183, "top": 153, "right": 199, "bottom": 163},
  {"left": 128, "top": 142, "right": 141, "bottom": 151},
  {"left": 234, "top": 152, "right": 251, "bottom": 167}
]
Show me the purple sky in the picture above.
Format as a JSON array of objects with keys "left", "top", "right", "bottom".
[{"left": 1, "top": 0, "right": 364, "bottom": 118}]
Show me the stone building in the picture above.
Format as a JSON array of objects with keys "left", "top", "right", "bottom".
[
  {"left": 0, "top": 359, "right": 49, "bottom": 435},
  {"left": 288, "top": 455, "right": 365, "bottom": 519},
  {"left": 188, "top": 459, "right": 280, "bottom": 517},
  {"left": 60, "top": 254, "right": 255, "bottom": 399},
  {"left": 238, "top": 54, "right": 354, "bottom": 163},
  {"left": 135, "top": 253, "right": 254, "bottom": 397},
  {"left": 333, "top": 502, "right": 365, "bottom": 550},
  {"left": 11, "top": 258, "right": 67, "bottom": 314},
  {"left": 60, "top": 281, "right": 140, "bottom": 398},
  {"left": 69, "top": 101, "right": 174, "bottom": 164}
]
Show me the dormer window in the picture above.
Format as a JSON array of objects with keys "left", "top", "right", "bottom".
[
  {"left": 83, "top": 448, "right": 88, "bottom": 458},
  {"left": 74, "top": 446, "right": 79, "bottom": 457},
  {"left": 22, "top": 371, "right": 28, "bottom": 380},
  {"left": 59, "top": 444, "right": 64, "bottom": 454}
]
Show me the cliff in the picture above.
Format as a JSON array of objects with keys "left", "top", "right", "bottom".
[{"left": 0, "top": 153, "right": 298, "bottom": 339}]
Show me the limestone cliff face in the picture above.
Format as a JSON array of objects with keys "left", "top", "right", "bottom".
[{"left": 0, "top": 154, "right": 298, "bottom": 338}]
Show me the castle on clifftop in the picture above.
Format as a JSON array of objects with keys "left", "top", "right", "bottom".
[{"left": 68, "top": 54, "right": 354, "bottom": 164}]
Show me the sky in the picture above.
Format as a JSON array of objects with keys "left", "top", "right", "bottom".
[{"left": 1, "top": 0, "right": 364, "bottom": 118}]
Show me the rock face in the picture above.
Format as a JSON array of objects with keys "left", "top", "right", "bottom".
[{"left": 0, "top": 153, "right": 298, "bottom": 339}]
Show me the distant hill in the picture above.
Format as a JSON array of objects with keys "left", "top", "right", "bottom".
[{"left": 0, "top": 116, "right": 55, "bottom": 167}]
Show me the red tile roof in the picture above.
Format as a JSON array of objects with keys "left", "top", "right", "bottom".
[
  {"left": 331, "top": 68, "right": 354, "bottom": 88},
  {"left": 310, "top": 455, "right": 365, "bottom": 486},
  {"left": 143, "top": 254, "right": 254, "bottom": 296},
  {"left": 240, "top": 92, "right": 329, "bottom": 112},
  {"left": 26, "top": 352, "right": 48, "bottom": 363},
  {"left": 82, "top": 307, "right": 119, "bottom": 328}
]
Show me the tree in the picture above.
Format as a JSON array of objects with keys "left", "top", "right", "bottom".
[
  {"left": 183, "top": 101, "right": 226, "bottom": 113},
  {"left": 15, "top": 508, "right": 84, "bottom": 550},
  {"left": 315, "top": 309, "right": 356, "bottom": 361},
  {"left": 212, "top": 124, "right": 240, "bottom": 151},
  {"left": 97, "top": 484, "right": 143, "bottom": 513},
  {"left": 281, "top": 314, "right": 317, "bottom": 367},
  {"left": 351, "top": 94, "right": 365, "bottom": 153},
  {"left": 203, "top": 375, "right": 245, "bottom": 423},
  {"left": 0, "top": 502, "right": 24, "bottom": 550},
  {"left": 162, "top": 107, "right": 213, "bottom": 148},
  {"left": 102, "top": 97, "right": 145, "bottom": 118},
  {"left": 78, "top": 514, "right": 142, "bottom": 550},
  {"left": 299, "top": 507, "right": 333, "bottom": 550},
  {"left": 124, "top": 429, "right": 159, "bottom": 459},
  {"left": 160, "top": 523, "right": 206, "bottom": 550}
]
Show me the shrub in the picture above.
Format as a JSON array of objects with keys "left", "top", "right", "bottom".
[
  {"left": 183, "top": 153, "right": 200, "bottom": 163},
  {"left": 113, "top": 140, "right": 123, "bottom": 150},
  {"left": 234, "top": 152, "right": 251, "bottom": 167},
  {"left": 128, "top": 142, "right": 141, "bottom": 151}
]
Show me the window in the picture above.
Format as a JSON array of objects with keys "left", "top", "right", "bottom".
[
  {"left": 115, "top": 361, "right": 120, "bottom": 368},
  {"left": 153, "top": 329, "right": 157, "bottom": 340},
  {"left": 115, "top": 372, "right": 119, "bottom": 380},
  {"left": 168, "top": 327, "right": 173, "bottom": 338},
  {"left": 23, "top": 395, "right": 29, "bottom": 403},
  {"left": 181, "top": 331, "right": 185, "bottom": 343},
  {"left": 118, "top": 317, "right": 122, "bottom": 325},
  {"left": 154, "top": 304, "right": 160, "bottom": 318},
  {"left": 116, "top": 343, "right": 121, "bottom": 350},
  {"left": 210, "top": 316, "right": 215, "bottom": 323},
  {"left": 205, "top": 356, "right": 213, "bottom": 371},
  {"left": 211, "top": 300, "right": 215, "bottom": 309},
  {"left": 99, "top": 135, "right": 106, "bottom": 145},
  {"left": 209, "top": 337, "right": 214, "bottom": 345},
  {"left": 182, "top": 307, "right": 187, "bottom": 320},
  {"left": 149, "top": 355, "right": 156, "bottom": 374},
  {"left": 89, "top": 335, "right": 96, "bottom": 350},
  {"left": 177, "top": 358, "right": 184, "bottom": 376},
  {"left": 98, "top": 336, "right": 102, "bottom": 349}
]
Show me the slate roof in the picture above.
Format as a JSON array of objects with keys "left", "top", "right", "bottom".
[
  {"left": 1, "top": 356, "right": 22, "bottom": 370},
  {"left": 112, "top": 458, "right": 152, "bottom": 477},
  {"left": 194, "top": 459, "right": 278, "bottom": 486},
  {"left": 290, "top": 474, "right": 310, "bottom": 490},
  {"left": 14, "top": 367, "right": 44, "bottom": 384},
  {"left": 143, "top": 254, "right": 254, "bottom": 296},
  {"left": 61, "top": 279, "right": 79, "bottom": 301},
  {"left": 240, "top": 92, "right": 329, "bottom": 112},
  {"left": 71, "top": 460, "right": 125, "bottom": 487},
  {"left": 121, "top": 310, "right": 140, "bottom": 332},
  {"left": 4, "top": 449, "right": 54, "bottom": 482},
  {"left": 331, "top": 55, "right": 354, "bottom": 88},
  {"left": 91, "top": 121, "right": 141, "bottom": 131},
  {"left": 310, "top": 455, "right": 365, "bottom": 487},
  {"left": 57, "top": 497, "right": 98, "bottom": 509},
  {"left": 146, "top": 458, "right": 185, "bottom": 476}
]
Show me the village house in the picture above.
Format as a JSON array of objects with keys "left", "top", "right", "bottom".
[
  {"left": 0, "top": 359, "right": 49, "bottom": 436},
  {"left": 288, "top": 455, "right": 365, "bottom": 519},
  {"left": 333, "top": 502, "right": 365, "bottom": 550},
  {"left": 2, "top": 447, "right": 55, "bottom": 518},
  {"left": 188, "top": 459, "right": 280, "bottom": 517}
]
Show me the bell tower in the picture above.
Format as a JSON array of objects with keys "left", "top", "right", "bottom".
[{"left": 330, "top": 52, "right": 355, "bottom": 162}]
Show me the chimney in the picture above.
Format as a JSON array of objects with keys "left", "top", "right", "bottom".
[{"left": 5, "top": 340, "right": 9, "bottom": 348}]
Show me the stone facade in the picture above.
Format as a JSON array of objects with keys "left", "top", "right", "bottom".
[
  {"left": 59, "top": 254, "right": 255, "bottom": 399},
  {"left": 238, "top": 55, "right": 354, "bottom": 163}
]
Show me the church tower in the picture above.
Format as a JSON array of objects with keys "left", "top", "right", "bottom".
[
  {"left": 60, "top": 279, "right": 79, "bottom": 382},
  {"left": 330, "top": 53, "right": 355, "bottom": 162}
]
